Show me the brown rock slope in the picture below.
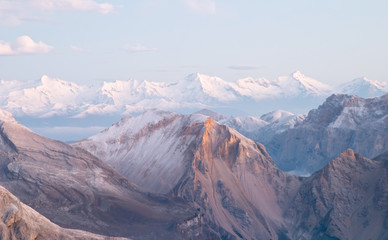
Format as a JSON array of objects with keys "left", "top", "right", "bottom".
[
  {"left": 0, "top": 109, "right": 198, "bottom": 239},
  {"left": 286, "top": 149, "right": 388, "bottom": 240},
  {"left": 0, "top": 185, "right": 130, "bottom": 240}
]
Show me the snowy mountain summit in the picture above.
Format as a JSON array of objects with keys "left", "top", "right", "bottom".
[
  {"left": 0, "top": 72, "right": 386, "bottom": 120},
  {"left": 337, "top": 76, "right": 388, "bottom": 98}
]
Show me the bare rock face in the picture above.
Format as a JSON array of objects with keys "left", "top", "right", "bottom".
[
  {"left": 286, "top": 149, "right": 388, "bottom": 240},
  {"left": 267, "top": 93, "right": 388, "bottom": 173},
  {"left": 0, "top": 109, "right": 197, "bottom": 239},
  {"left": 172, "top": 118, "right": 301, "bottom": 239},
  {"left": 74, "top": 110, "right": 302, "bottom": 239},
  {"left": 0, "top": 185, "right": 130, "bottom": 240}
]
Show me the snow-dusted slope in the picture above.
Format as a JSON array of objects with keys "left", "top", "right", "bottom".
[
  {"left": 173, "top": 73, "right": 240, "bottom": 102},
  {"left": 266, "top": 93, "right": 388, "bottom": 173},
  {"left": 77, "top": 110, "right": 207, "bottom": 194},
  {"left": 0, "top": 71, "right": 343, "bottom": 119},
  {"left": 0, "top": 71, "right": 388, "bottom": 125},
  {"left": 275, "top": 71, "right": 332, "bottom": 97},
  {"left": 337, "top": 76, "right": 388, "bottom": 98},
  {"left": 5, "top": 75, "right": 97, "bottom": 117},
  {"left": 196, "top": 109, "right": 306, "bottom": 144},
  {"left": 260, "top": 109, "right": 296, "bottom": 123},
  {"left": 0, "top": 108, "right": 199, "bottom": 239}
]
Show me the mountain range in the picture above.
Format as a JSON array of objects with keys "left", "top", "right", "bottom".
[
  {"left": 0, "top": 106, "right": 387, "bottom": 239},
  {"left": 73, "top": 109, "right": 388, "bottom": 239},
  {"left": 1, "top": 71, "right": 387, "bottom": 119},
  {"left": 1, "top": 72, "right": 388, "bottom": 239},
  {"left": 2, "top": 71, "right": 387, "bottom": 141}
]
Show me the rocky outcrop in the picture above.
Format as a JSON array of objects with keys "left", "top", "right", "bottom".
[
  {"left": 266, "top": 94, "right": 388, "bottom": 173},
  {"left": 0, "top": 185, "right": 130, "bottom": 240},
  {"left": 286, "top": 149, "right": 388, "bottom": 240}
]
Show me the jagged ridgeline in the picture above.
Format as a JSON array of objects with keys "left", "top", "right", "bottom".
[
  {"left": 74, "top": 108, "right": 388, "bottom": 239},
  {"left": 1, "top": 93, "right": 388, "bottom": 239}
]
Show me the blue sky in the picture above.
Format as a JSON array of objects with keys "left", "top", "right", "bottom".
[{"left": 0, "top": 0, "right": 387, "bottom": 86}]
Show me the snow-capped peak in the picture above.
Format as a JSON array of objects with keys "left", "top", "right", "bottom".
[
  {"left": 290, "top": 70, "right": 305, "bottom": 79},
  {"left": 175, "top": 73, "right": 239, "bottom": 102},
  {"left": 338, "top": 77, "right": 388, "bottom": 98},
  {"left": 260, "top": 110, "right": 295, "bottom": 123},
  {"left": 282, "top": 71, "right": 333, "bottom": 96}
]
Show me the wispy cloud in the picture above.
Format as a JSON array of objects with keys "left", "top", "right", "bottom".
[
  {"left": 185, "top": 0, "right": 216, "bottom": 15},
  {"left": 70, "top": 45, "right": 88, "bottom": 53},
  {"left": 123, "top": 44, "right": 157, "bottom": 53},
  {"left": 228, "top": 65, "right": 263, "bottom": 70},
  {"left": 0, "top": 0, "right": 117, "bottom": 25},
  {"left": 29, "top": 0, "right": 115, "bottom": 14},
  {"left": 0, "top": 36, "right": 53, "bottom": 55}
]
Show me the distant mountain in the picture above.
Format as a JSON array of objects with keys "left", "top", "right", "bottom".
[
  {"left": 2, "top": 72, "right": 387, "bottom": 142},
  {"left": 337, "top": 76, "right": 388, "bottom": 98},
  {"left": 197, "top": 109, "right": 306, "bottom": 145},
  {"left": 0, "top": 71, "right": 339, "bottom": 119},
  {"left": 0, "top": 108, "right": 201, "bottom": 239},
  {"left": 0, "top": 185, "right": 129, "bottom": 240},
  {"left": 74, "top": 110, "right": 388, "bottom": 239},
  {"left": 266, "top": 93, "right": 388, "bottom": 174}
]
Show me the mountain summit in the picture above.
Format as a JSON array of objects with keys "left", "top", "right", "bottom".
[
  {"left": 0, "top": 71, "right": 363, "bottom": 119},
  {"left": 338, "top": 76, "right": 388, "bottom": 98}
]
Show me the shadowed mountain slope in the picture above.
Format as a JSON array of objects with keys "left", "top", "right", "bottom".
[
  {"left": 286, "top": 149, "right": 388, "bottom": 240},
  {"left": 0, "top": 109, "right": 201, "bottom": 239},
  {"left": 0, "top": 185, "right": 130, "bottom": 240},
  {"left": 267, "top": 93, "right": 388, "bottom": 173}
]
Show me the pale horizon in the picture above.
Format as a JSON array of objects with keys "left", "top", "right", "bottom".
[{"left": 0, "top": 0, "right": 387, "bottom": 86}]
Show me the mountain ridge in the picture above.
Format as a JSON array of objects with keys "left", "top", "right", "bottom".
[
  {"left": 74, "top": 109, "right": 388, "bottom": 239},
  {"left": 266, "top": 93, "right": 388, "bottom": 173},
  {"left": 2, "top": 71, "right": 386, "bottom": 120}
]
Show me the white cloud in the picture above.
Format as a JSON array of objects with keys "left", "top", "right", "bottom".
[
  {"left": 0, "top": 0, "right": 116, "bottom": 25},
  {"left": 0, "top": 36, "right": 53, "bottom": 55},
  {"left": 123, "top": 44, "right": 157, "bottom": 53},
  {"left": 185, "top": 0, "right": 216, "bottom": 15},
  {"left": 70, "top": 45, "right": 88, "bottom": 52}
]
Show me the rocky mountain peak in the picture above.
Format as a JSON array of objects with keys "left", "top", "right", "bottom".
[{"left": 341, "top": 148, "right": 356, "bottom": 158}]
